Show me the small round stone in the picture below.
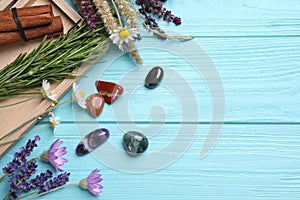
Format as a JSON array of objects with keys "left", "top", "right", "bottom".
[
  {"left": 145, "top": 66, "right": 164, "bottom": 89},
  {"left": 85, "top": 93, "right": 105, "bottom": 118},
  {"left": 123, "top": 131, "right": 149, "bottom": 156}
]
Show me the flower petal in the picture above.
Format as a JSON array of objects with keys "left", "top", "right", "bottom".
[{"left": 54, "top": 147, "right": 66, "bottom": 157}]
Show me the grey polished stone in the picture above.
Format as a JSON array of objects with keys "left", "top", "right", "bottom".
[
  {"left": 145, "top": 66, "right": 164, "bottom": 89},
  {"left": 123, "top": 131, "right": 149, "bottom": 156}
]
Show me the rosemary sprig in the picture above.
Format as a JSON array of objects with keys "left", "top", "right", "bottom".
[{"left": 0, "top": 24, "right": 108, "bottom": 101}]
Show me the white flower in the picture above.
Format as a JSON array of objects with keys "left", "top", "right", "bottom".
[
  {"left": 109, "top": 27, "right": 139, "bottom": 51},
  {"left": 41, "top": 80, "right": 57, "bottom": 102},
  {"left": 49, "top": 112, "right": 60, "bottom": 134},
  {"left": 72, "top": 83, "right": 87, "bottom": 109}
]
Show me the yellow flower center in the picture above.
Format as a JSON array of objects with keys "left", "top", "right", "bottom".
[
  {"left": 41, "top": 88, "right": 47, "bottom": 98},
  {"left": 79, "top": 91, "right": 85, "bottom": 98},
  {"left": 119, "top": 28, "right": 130, "bottom": 39}
]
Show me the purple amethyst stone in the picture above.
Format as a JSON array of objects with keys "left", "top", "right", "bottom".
[{"left": 76, "top": 128, "right": 110, "bottom": 156}]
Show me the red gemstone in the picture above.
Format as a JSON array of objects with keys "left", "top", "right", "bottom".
[
  {"left": 86, "top": 93, "right": 105, "bottom": 118},
  {"left": 95, "top": 80, "right": 124, "bottom": 104}
]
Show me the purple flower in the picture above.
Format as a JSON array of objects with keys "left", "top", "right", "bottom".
[
  {"left": 136, "top": 0, "right": 182, "bottom": 27},
  {"left": 79, "top": 169, "right": 103, "bottom": 196},
  {"left": 26, "top": 170, "right": 53, "bottom": 192},
  {"left": 41, "top": 139, "right": 68, "bottom": 171},
  {"left": 7, "top": 159, "right": 38, "bottom": 199},
  {"left": 78, "top": 0, "right": 98, "bottom": 29},
  {"left": 38, "top": 172, "right": 70, "bottom": 193},
  {"left": 3, "top": 136, "right": 40, "bottom": 176},
  {"left": 135, "top": 0, "right": 181, "bottom": 39}
]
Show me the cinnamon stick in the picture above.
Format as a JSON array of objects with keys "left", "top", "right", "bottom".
[
  {"left": 0, "top": 5, "right": 53, "bottom": 18},
  {"left": 0, "top": 5, "right": 54, "bottom": 32},
  {"left": 0, "top": 16, "right": 64, "bottom": 46}
]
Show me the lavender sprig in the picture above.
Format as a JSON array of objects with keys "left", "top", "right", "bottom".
[
  {"left": 76, "top": 0, "right": 98, "bottom": 29},
  {"left": 7, "top": 159, "right": 38, "bottom": 200},
  {"left": 143, "top": 12, "right": 168, "bottom": 40},
  {"left": 2, "top": 136, "right": 40, "bottom": 177},
  {"left": 137, "top": 0, "right": 181, "bottom": 25},
  {"left": 27, "top": 169, "right": 103, "bottom": 199},
  {"left": 25, "top": 170, "right": 53, "bottom": 192},
  {"left": 136, "top": 0, "right": 184, "bottom": 40},
  {"left": 38, "top": 172, "right": 70, "bottom": 194}
]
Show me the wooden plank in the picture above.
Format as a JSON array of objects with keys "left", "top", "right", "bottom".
[
  {"left": 49, "top": 36, "right": 300, "bottom": 123},
  {"left": 1, "top": 123, "right": 300, "bottom": 199},
  {"left": 51, "top": 0, "right": 82, "bottom": 25},
  {"left": 164, "top": 19, "right": 300, "bottom": 37},
  {"left": 0, "top": 0, "right": 16, "bottom": 10},
  {"left": 169, "top": 0, "right": 300, "bottom": 20},
  {"left": 125, "top": 0, "right": 300, "bottom": 37}
]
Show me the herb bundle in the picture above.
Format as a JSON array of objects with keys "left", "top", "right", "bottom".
[
  {"left": 0, "top": 24, "right": 108, "bottom": 101},
  {"left": 74, "top": 0, "right": 189, "bottom": 65}
]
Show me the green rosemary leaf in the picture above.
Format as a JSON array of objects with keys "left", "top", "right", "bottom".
[{"left": 0, "top": 25, "right": 108, "bottom": 100}]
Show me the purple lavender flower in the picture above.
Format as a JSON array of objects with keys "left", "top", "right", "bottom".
[
  {"left": 7, "top": 159, "right": 38, "bottom": 199},
  {"left": 24, "top": 170, "right": 53, "bottom": 192},
  {"left": 77, "top": 0, "right": 98, "bottom": 29},
  {"left": 79, "top": 169, "right": 103, "bottom": 196},
  {"left": 144, "top": 0, "right": 181, "bottom": 26},
  {"left": 41, "top": 139, "right": 68, "bottom": 171},
  {"left": 136, "top": 0, "right": 181, "bottom": 39},
  {"left": 144, "top": 15, "right": 167, "bottom": 40},
  {"left": 3, "top": 136, "right": 40, "bottom": 176},
  {"left": 38, "top": 172, "right": 70, "bottom": 193}
]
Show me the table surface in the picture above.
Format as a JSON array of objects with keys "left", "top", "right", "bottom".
[{"left": 1, "top": 0, "right": 300, "bottom": 199}]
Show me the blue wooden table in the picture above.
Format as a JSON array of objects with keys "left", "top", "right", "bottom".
[{"left": 1, "top": 0, "right": 300, "bottom": 199}]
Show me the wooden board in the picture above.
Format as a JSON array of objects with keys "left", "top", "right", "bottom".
[{"left": 0, "top": 0, "right": 85, "bottom": 157}]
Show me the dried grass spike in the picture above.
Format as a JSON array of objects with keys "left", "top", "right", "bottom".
[
  {"left": 93, "top": 0, "right": 119, "bottom": 34},
  {"left": 115, "top": 0, "right": 139, "bottom": 29},
  {"left": 127, "top": 41, "right": 142, "bottom": 65}
]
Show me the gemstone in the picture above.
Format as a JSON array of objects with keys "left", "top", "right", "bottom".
[
  {"left": 123, "top": 131, "right": 149, "bottom": 156},
  {"left": 85, "top": 93, "right": 105, "bottom": 118},
  {"left": 95, "top": 80, "right": 124, "bottom": 104},
  {"left": 145, "top": 66, "right": 164, "bottom": 89},
  {"left": 76, "top": 128, "right": 110, "bottom": 156}
]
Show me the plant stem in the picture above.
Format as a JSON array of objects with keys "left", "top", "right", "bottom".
[
  {"left": 2, "top": 193, "right": 9, "bottom": 200},
  {"left": 0, "top": 174, "right": 6, "bottom": 183},
  {"left": 110, "top": 0, "right": 123, "bottom": 27},
  {"left": 0, "top": 98, "right": 71, "bottom": 142},
  {"left": 0, "top": 124, "right": 49, "bottom": 146},
  {"left": 17, "top": 183, "right": 79, "bottom": 200},
  {"left": 136, "top": 10, "right": 193, "bottom": 41},
  {"left": 0, "top": 96, "right": 40, "bottom": 109},
  {"left": 16, "top": 191, "right": 37, "bottom": 200}
]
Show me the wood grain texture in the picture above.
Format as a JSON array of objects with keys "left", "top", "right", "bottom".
[
  {"left": 1, "top": 124, "right": 300, "bottom": 199},
  {"left": 1, "top": 0, "right": 300, "bottom": 199},
  {"left": 49, "top": 36, "right": 300, "bottom": 123}
]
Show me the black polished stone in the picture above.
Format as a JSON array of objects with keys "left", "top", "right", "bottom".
[
  {"left": 145, "top": 66, "right": 164, "bottom": 89},
  {"left": 123, "top": 131, "right": 149, "bottom": 156}
]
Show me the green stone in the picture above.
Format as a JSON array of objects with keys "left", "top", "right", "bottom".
[{"left": 123, "top": 131, "right": 149, "bottom": 156}]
